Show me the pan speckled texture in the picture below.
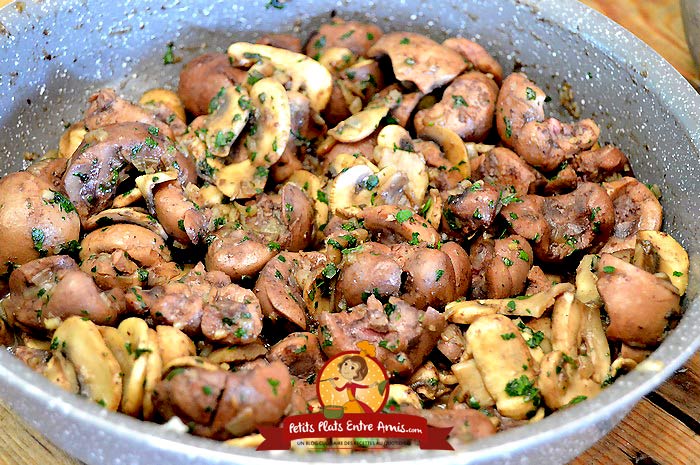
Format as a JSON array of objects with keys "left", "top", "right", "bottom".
[{"left": 0, "top": 0, "right": 699, "bottom": 464}]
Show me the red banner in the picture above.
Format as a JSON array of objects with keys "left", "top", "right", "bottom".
[{"left": 257, "top": 413, "right": 453, "bottom": 450}]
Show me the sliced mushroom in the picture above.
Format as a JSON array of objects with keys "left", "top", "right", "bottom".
[
  {"left": 445, "top": 282, "right": 575, "bottom": 324},
  {"left": 417, "top": 124, "right": 471, "bottom": 179},
  {"left": 207, "top": 341, "right": 267, "bottom": 366},
  {"left": 443, "top": 37, "right": 503, "bottom": 84},
  {"left": 52, "top": 316, "right": 122, "bottom": 410},
  {"left": 116, "top": 317, "right": 153, "bottom": 417},
  {"left": 156, "top": 325, "right": 196, "bottom": 367},
  {"left": 228, "top": 43, "right": 333, "bottom": 112},
  {"left": 387, "top": 384, "right": 423, "bottom": 410},
  {"left": 367, "top": 32, "right": 467, "bottom": 94},
  {"left": 635, "top": 230, "right": 689, "bottom": 295},
  {"left": 84, "top": 207, "right": 168, "bottom": 240},
  {"left": 538, "top": 351, "right": 601, "bottom": 410},
  {"left": 575, "top": 254, "right": 602, "bottom": 306},
  {"left": 59, "top": 122, "right": 88, "bottom": 159},
  {"left": 466, "top": 314, "right": 539, "bottom": 420},
  {"left": 245, "top": 78, "right": 291, "bottom": 167},
  {"left": 451, "top": 359, "right": 496, "bottom": 408},
  {"left": 581, "top": 304, "right": 611, "bottom": 384},
  {"left": 596, "top": 253, "right": 680, "bottom": 347},
  {"left": 328, "top": 105, "right": 388, "bottom": 143},
  {"left": 409, "top": 361, "right": 442, "bottom": 400},
  {"left": 43, "top": 351, "right": 79, "bottom": 394},
  {"left": 190, "top": 84, "right": 251, "bottom": 158},
  {"left": 287, "top": 170, "right": 329, "bottom": 231},
  {"left": 550, "top": 291, "right": 585, "bottom": 357}
]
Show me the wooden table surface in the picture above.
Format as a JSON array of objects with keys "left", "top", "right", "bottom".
[{"left": 0, "top": 0, "right": 699, "bottom": 464}]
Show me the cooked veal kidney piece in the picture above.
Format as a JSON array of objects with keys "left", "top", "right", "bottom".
[{"left": 0, "top": 17, "right": 689, "bottom": 451}]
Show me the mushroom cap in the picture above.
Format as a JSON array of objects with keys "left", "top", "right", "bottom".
[
  {"left": 597, "top": 253, "right": 680, "bottom": 347},
  {"left": 368, "top": 32, "right": 467, "bottom": 94},
  {"left": 0, "top": 171, "right": 80, "bottom": 274},
  {"left": 178, "top": 53, "right": 246, "bottom": 117}
]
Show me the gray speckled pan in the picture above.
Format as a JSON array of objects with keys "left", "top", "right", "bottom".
[{"left": 0, "top": 0, "right": 699, "bottom": 463}]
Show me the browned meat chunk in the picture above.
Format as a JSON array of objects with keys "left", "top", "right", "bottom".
[
  {"left": 502, "top": 182, "right": 615, "bottom": 262},
  {"left": 84, "top": 88, "right": 176, "bottom": 139},
  {"left": 318, "top": 296, "right": 445, "bottom": 378},
  {"left": 5, "top": 255, "right": 124, "bottom": 332},
  {"left": 470, "top": 235, "right": 533, "bottom": 299},
  {"left": 154, "top": 361, "right": 292, "bottom": 439},
  {"left": 149, "top": 264, "right": 262, "bottom": 345},
  {"left": 267, "top": 332, "right": 325, "bottom": 378},
  {"left": 573, "top": 145, "right": 631, "bottom": 182},
  {"left": 399, "top": 406, "right": 497, "bottom": 441},
  {"left": 474, "top": 147, "right": 545, "bottom": 196},
  {"left": 442, "top": 181, "right": 501, "bottom": 237},
  {"left": 414, "top": 72, "right": 499, "bottom": 142},
  {"left": 63, "top": 122, "right": 196, "bottom": 223},
  {"left": 513, "top": 118, "right": 600, "bottom": 172}
]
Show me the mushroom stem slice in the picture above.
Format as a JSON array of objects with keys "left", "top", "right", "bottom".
[
  {"left": 52, "top": 316, "right": 122, "bottom": 410},
  {"left": 636, "top": 230, "right": 689, "bottom": 295},
  {"left": 537, "top": 350, "right": 601, "bottom": 410},
  {"left": 328, "top": 105, "right": 389, "bottom": 143},
  {"left": 418, "top": 124, "right": 471, "bottom": 179},
  {"left": 214, "top": 159, "right": 264, "bottom": 199},
  {"left": 451, "top": 359, "right": 495, "bottom": 408},
  {"left": 445, "top": 283, "right": 575, "bottom": 324},
  {"left": 550, "top": 291, "right": 585, "bottom": 357},
  {"left": 575, "top": 254, "right": 601, "bottom": 306},
  {"left": 247, "top": 78, "right": 291, "bottom": 167},
  {"left": 466, "top": 314, "right": 539, "bottom": 420},
  {"left": 228, "top": 43, "right": 333, "bottom": 112},
  {"left": 200, "top": 85, "right": 251, "bottom": 158}
]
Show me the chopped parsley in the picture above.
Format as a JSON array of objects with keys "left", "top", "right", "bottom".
[
  {"left": 163, "top": 42, "right": 176, "bottom": 65},
  {"left": 504, "top": 375, "right": 541, "bottom": 406},
  {"left": 452, "top": 95, "right": 468, "bottom": 107},
  {"left": 602, "top": 266, "right": 615, "bottom": 274},
  {"left": 501, "top": 333, "right": 516, "bottom": 341},
  {"left": 503, "top": 116, "right": 512, "bottom": 138},
  {"left": 395, "top": 209, "right": 413, "bottom": 223},
  {"left": 525, "top": 87, "right": 537, "bottom": 100}
]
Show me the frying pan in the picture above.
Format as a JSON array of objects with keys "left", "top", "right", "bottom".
[{"left": 1, "top": 0, "right": 699, "bottom": 464}]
